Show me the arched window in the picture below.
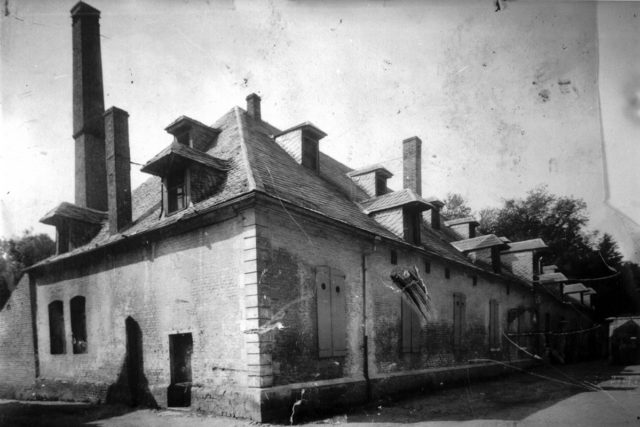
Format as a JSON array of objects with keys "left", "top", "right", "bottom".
[
  {"left": 70, "top": 296, "right": 87, "bottom": 354},
  {"left": 48, "top": 300, "right": 65, "bottom": 354}
]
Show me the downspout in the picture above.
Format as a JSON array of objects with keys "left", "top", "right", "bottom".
[{"left": 361, "top": 252, "right": 371, "bottom": 401}]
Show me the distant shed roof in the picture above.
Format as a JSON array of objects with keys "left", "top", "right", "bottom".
[
  {"left": 539, "top": 272, "right": 568, "bottom": 283},
  {"left": 451, "top": 234, "right": 509, "bottom": 252},
  {"left": 501, "top": 238, "right": 549, "bottom": 254}
]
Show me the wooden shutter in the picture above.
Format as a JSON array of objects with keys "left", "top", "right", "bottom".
[
  {"left": 411, "top": 302, "right": 421, "bottom": 353},
  {"left": 316, "top": 266, "right": 332, "bottom": 357},
  {"left": 401, "top": 295, "right": 412, "bottom": 353},
  {"left": 453, "top": 293, "right": 466, "bottom": 349},
  {"left": 331, "top": 270, "right": 347, "bottom": 356},
  {"left": 489, "top": 299, "right": 499, "bottom": 348}
]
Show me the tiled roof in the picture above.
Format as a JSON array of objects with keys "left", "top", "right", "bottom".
[
  {"left": 501, "top": 238, "right": 548, "bottom": 254},
  {"left": 347, "top": 164, "right": 393, "bottom": 178},
  {"left": 31, "top": 105, "right": 541, "bottom": 287},
  {"left": 40, "top": 202, "right": 107, "bottom": 225},
  {"left": 359, "top": 188, "right": 434, "bottom": 214},
  {"left": 451, "top": 234, "right": 509, "bottom": 253},
  {"left": 141, "top": 141, "right": 231, "bottom": 176},
  {"left": 444, "top": 216, "right": 479, "bottom": 227}
]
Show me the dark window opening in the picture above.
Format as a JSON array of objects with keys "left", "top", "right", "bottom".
[
  {"left": 176, "top": 131, "right": 190, "bottom": 146},
  {"left": 391, "top": 250, "right": 398, "bottom": 265},
  {"left": 301, "top": 136, "right": 319, "bottom": 171},
  {"left": 167, "top": 169, "right": 187, "bottom": 213},
  {"left": 424, "top": 260, "right": 431, "bottom": 274},
  {"left": 71, "top": 296, "right": 87, "bottom": 354},
  {"left": 48, "top": 300, "right": 66, "bottom": 355},
  {"left": 472, "top": 275, "right": 478, "bottom": 286},
  {"left": 168, "top": 333, "right": 193, "bottom": 407},
  {"left": 375, "top": 175, "right": 386, "bottom": 196},
  {"left": 403, "top": 208, "right": 421, "bottom": 245},
  {"left": 445, "top": 267, "right": 450, "bottom": 279}
]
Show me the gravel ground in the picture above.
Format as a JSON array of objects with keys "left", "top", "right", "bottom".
[{"left": 1, "top": 360, "right": 638, "bottom": 426}]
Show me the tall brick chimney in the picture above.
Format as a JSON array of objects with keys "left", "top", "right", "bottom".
[
  {"left": 105, "top": 107, "right": 132, "bottom": 234},
  {"left": 246, "top": 93, "right": 261, "bottom": 121},
  {"left": 402, "top": 136, "right": 422, "bottom": 196},
  {"left": 71, "top": 1, "right": 107, "bottom": 211}
]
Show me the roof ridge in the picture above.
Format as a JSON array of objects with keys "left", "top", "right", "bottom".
[{"left": 234, "top": 106, "right": 258, "bottom": 191}]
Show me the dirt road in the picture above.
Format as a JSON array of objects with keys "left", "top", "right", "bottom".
[{"left": 1, "top": 360, "right": 638, "bottom": 426}]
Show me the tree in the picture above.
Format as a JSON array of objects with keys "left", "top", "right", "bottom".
[
  {"left": 0, "top": 230, "right": 55, "bottom": 308},
  {"left": 441, "top": 193, "right": 472, "bottom": 220},
  {"left": 477, "top": 186, "right": 635, "bottom": 318}
]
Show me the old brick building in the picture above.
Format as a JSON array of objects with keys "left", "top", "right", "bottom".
[{"left": 0, "top": 2, "right": 598, "bottom": 421}]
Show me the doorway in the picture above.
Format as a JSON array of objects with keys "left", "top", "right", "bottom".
[{"left": 167, "top": 333, "right": 193, "bottom": 407}]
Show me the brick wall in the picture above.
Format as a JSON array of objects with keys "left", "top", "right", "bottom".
[
  {"left": 33, "top": 211, "right": 254, "bottom": 415},
  {"left": 0, "top": 275, "right": 36, "bottom": 397}
]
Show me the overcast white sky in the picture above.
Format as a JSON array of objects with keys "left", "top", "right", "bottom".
[{"left": 1, "top": 0, "right": 639, "bottom": 261}]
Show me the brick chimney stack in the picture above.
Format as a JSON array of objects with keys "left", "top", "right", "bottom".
[
  {"left": 104, "top": 107, "right": 132, "bottom": 234},
  {"left": 71, "top": 1, "right": 107, "bottom": 211},
  {"left": 402, "top": 136, "right": 422, "bottom": 196},
  {"left": 246, "top": 93, "right": 261, "bottom": 121}
]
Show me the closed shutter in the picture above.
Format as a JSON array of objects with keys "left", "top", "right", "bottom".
[
  {"left": 411, "top": 301, "right": 421, "bottom": 353},
  {"left": 453, "top": 293, "right": 466, "bottom": 349},
  {"left": 489, "top": 299, "right": 499, "bottom": 348},
  {"left": 401, "top": 295, "right": 412, "bottom": 353},
  {"left": 316, "top": 266, "right": 332, "bottom": 358},
  {"left": 331, "top": 270, "right": 347, "bottom": 356}
]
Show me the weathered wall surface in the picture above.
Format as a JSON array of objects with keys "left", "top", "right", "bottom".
[
  {"left": 33, "top": 212, "right": 248, "bottom": 412},
  {"left": 0, "top": 275, "right": 36, "bottom": 398}
]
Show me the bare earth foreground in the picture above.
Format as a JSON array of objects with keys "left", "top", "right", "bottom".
[{"left": 1, "top": 361, "right": 638, "bottom": 427}]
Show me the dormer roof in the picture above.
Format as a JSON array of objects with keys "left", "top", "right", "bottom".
[
  {"left": 451, "top": 234, "right": 509, "bottom": 253},
  {"left": 141, "top": 142, "right": 231, "bottom": 177},
  {"left": 274, "top": 121, "right": 327, "bottom": 139},
  {"left": 347, "top": 164, "right": 393, "bottom": 179},
  {"left": 40, "top": 202, "right": 107, "bottom": 226},
  {"left": 360, "top": 188, "right": 436, "bottom": 214},
  {"left": 444, "top": 216, "right": 479, "bottom": 227},
  {"left": 501, "top": 238, "right": 549, "bottom": 254}
]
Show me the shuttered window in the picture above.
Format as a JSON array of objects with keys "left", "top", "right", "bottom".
[
  {"left": 453, "top": 293, "right": 466, "bottom": 350},
  {"left": 316, "top": 266, "right": 347, "bottom": 358},
  {"left": 489, "top": 299, "right": 500, "bottom": 350},
  {"left": 401, "top": 294, "right": 421, "bottom": 353}
]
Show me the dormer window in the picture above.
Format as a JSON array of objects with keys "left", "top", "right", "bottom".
[
  {"left": 167, "top": 168, "right": 188, "bottom": 213},
  {"left": 40, "top": 202, "right": 107, "bottom": 254},
  {"left": 404, "top": 207, "right": 422, "bottom": 245},
  {"left": 141, "top": 119, "right": 231, "bottom": 217},
  {"left": 301, "top": 133, "right": 319, "bottom": 171},
  {"left": 347, "top": 165, "right": 393, "bottom": 198},
  {"left": 274, "top": 122, "right": 327, "bottom": 173}
]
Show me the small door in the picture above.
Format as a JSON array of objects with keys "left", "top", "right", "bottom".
[{"left": 168, "top": 333, "right": 193, "bottom": 407}]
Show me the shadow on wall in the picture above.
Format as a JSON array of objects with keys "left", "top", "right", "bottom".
[{"left": 106, "top": 316, "right": 157, "bottom": 408}]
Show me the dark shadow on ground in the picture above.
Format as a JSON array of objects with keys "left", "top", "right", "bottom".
[
  {"left": 290, "top": 360, "right": 633, "bottom": 424},
  {"left": 0, "top": 402, "right": 135, "bottom": 427}
]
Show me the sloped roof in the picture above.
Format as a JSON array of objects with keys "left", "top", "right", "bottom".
[
  {"left": 501, "top": 238, "right": 549, "bottom": 254},
  {"left": 563, "top": 283, "right": 588, "bottom": 294},
  {"left": 359, "top": 188, "right": 435, "bottom": 214},
  {"left": 32, "top": 105, "right": 538, "bottom": 286},
  {"left": 141, "top": 141, "right": 231, "bottom": 176},
  {"left": 444, "top": 216, "right": 479, "bottom": 227},
  {"left": 40, "top": 202, "right": 107, "bottom": 225},
  {"left": 451, "top": 234, "right": 509, "bottom": 253},
  {"left": 539, "top": 272, "right": 568, "bottom": 283},
  {"left": 347, "top": 164, "right": 393, "bottom": 178}
]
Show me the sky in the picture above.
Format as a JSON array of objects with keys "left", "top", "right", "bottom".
[{"left": 1, "top": 0, "right": 639, "bottom": 261}]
